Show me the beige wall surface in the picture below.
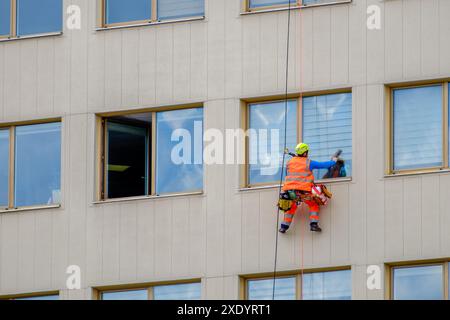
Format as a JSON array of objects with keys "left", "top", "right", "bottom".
[{"left": 0, "top": 0, "right": 450, "bottom": 299}]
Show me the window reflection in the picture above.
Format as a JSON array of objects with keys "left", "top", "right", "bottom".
[
  {"left": 0, "top": 129, "right": 9, "bottom": 207},
  {"left": 393, "top": 85, "right": 443, "bottom": 171},
  {"left": 247, "top": 277, "right": 296, "bottom": 300},
  {"left": 153, "top": 283, "right": 201, "bottom": 300},
  {"left": 158, "top": 0, "right": 204, "bottom": 21},
  {"left": 17, "top": 0, "right": 62, "bottom": 36},
  {"left": 302, "top": 270, "right": 351, "bottom": 300},
  {"left": 0, "top": 0, "right": 10, "bottom": 36},
  {"left": 249, "top": 0, "right": 296, "bottom": 9},
  {"left": 303, "top": 93, "right": 352, "bottom": 179},
  {"left": 14, "top": 122, "right": 61, "bottom": 207},
  {"left": 102, "top": 289, "right": 148, "bottom": 300},
  {"left": 156, "top": 108, "right": 203, "bottom": 195},
  {"left": 393, "top": 265, "right": 443, "bottom": 300},
  {"left": 248, "top": 100, "right": 297, "bottom": 185},
  {"left": 105, "top": 0, "right": 151, "bottom": 25}
]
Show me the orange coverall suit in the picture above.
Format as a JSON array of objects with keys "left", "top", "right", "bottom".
[{"left": 281, "top": 157, "right": 335, "bottom": 229}]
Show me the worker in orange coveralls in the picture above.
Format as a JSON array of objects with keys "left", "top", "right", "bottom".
[{"left": 279, "top": 143, "right": 337, "bottom": 233}]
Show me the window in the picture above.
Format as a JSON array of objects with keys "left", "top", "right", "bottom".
[
  {"left": 99, "top": 282, "right": 201, "bottom": 300},
  {"left": 302, "top": 269, "right": 351, "bottom": 300},
  {"left": 101, "top": 0, "right": 205, "bottom": 27},
  {"left": 1, "top": 0, "right": 62, "bottom": 38},
  {"left": 391, "top": 264, "right": 446, "bottom": 300},
  {"left": 247, "top": 277, "right": 296, "bottom": 300},
  {"left": 245, "top": 92, "right": 352, "bottom": 187},
  {"left": 245, "top": 269, "right": 351, "bottom": 300},
  {"left": 13, "top": 294, "right": 59, "bottom": 300},
  {"left": 99, "top": 107, "right": 203, "bottom": 200},
  {"left": 244, "top": 0, "right": 350, "bottom": 12},
  {"left": 387, "top": 83, "right": 449, "bottom": 174},
  {"left": 0, "top": 122, "right": 61, "bottom": 210}
]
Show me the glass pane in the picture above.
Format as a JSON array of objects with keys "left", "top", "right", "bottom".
[
  {"left": 154, "top": 283, "right": 201, "bottom": 300},
  {"left": 393, "top": 85, "right": 443, "bottom": 171},
  {"left": 303, "top": 93, "right": 352, "bottom": 179},
  {"left": 107, "top": 121, "right": 148, "bottom": 199},
  {"left": 0, "top": 129, "right": 9, "bottom": 207},
  {"left": 249, "top": 0, "right": 296, "bottom": 9},
  {"left": 247, "top": 277, "right": 296, "bottom": 300},
  {"left": 303, "top": 0, "right": 347, "bottom": 5},
  {"left": 105, "top": 0, "right": 151, "bottom": 24},
  {"left": 17, "top": 0, "right": 62, "bottom": 36},
  {"left": 15, "top": 123, "right": 61, "bottom": 207},
  {"left": 393, "top": 265, "right": 443, "bottom": 300},
  {"left": 0, "top": 0, "right": 10, "bottom": 36},
  {"left": 156, "top": 108, "right": 203, "bottom": 195},
  {"left": 15, "top": 295, "right": 59, "bottom": 300},
  {"left": 158, "top": 0, "right": 204, "bottom": 20},
  {"left": 102, "top": 289, "right": 148, "bottom": 300},
  {"left": 248, "top": 100, "right": 297, "bottom": 185},
  {"left": 302, "top": 270, "right": 352, "bottom": 300}
]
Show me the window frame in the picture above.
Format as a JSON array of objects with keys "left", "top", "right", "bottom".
[
  {"left": 98, "top": 0, "right": 206, "bottom": 29},
  {"left": 95, "top": 279, "right": 202, "bottom": 300},
  {"left": 0, "top": 119, "right": 62, "bottom": 212},
  {"left": 0, "top": 0, "right": 63, "bottom": 40},
  {"left": 385, "top": 82, "right": 450, "bottom": 176},
  {"left": 242, "top": 89, "right": 353, "bottom": 189},
  {"left": 0, "top": 291, "right": 60, "bottom": 300},
  {"left": 96, "top": 105, "right": 204, "bottom": 201},
  {"left": 242, "top": 267, "right": 352, "bottom": 300},
  {"left": 387, "top": 261, "right": 449, "bottom": 300}
]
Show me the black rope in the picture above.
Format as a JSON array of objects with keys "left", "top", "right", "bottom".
[{"left": 272, "top": 0, "right": 293, "bottom": 300}]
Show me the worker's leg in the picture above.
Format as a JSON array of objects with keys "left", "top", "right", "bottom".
[
  {"left": 279, "top": 202, "right": 298, "bottom": 233},
  {"left": 304, "top": 200, "right": 322, "bottom": 232}
]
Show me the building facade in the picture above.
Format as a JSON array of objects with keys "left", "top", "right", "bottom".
[{"left": 0, "top": 0, "right": 449, "bottom": 300}]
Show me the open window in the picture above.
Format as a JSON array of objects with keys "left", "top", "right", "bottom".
[{"left": 98, "top": 107, "right": 203, "bottom": 200}]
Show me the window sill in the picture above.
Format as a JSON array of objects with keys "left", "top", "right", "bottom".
[
  {"left": 384, "top": 169, "right": 450, "bottom": 179},
  {"left": 0, "top": 32, "right": 63, "bottom": 43},
  {"left": 93, "top": 191, "right": 204, "bottom": 205},
  {"left": 240, "top": 1, "right": 352, "bottom": 16},
  {"left": 0, "top": 204, "right": 61, "bottom": 214},
  {"left": 95, "top": 16, "right": 205, "bottom": 32},
  {"left": 239, "top": 177, "right": 352, "bottom": 192}
]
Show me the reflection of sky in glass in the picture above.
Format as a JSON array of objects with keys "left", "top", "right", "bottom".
[
  {"left": 247, "top": 277, "right": 296, "bottom": 300},
  {"left": 0, "top": 129, "right": 9, "bottom": 207},
  {"left": 393, "top": 86, "right": 442, "bottom": 171},
  {"left": 154, "top": 283, "right": 201, "bottom": 300},
  {"left": 15, "top": 295, "right": 59, "bottom": 300},
  {"left": 393, "top": 265, "right": 443, "bottom": 300},
  {"left": 249, "top": 100, "right": 297, "bottom": 185},
  {"left": 158, "top": 0, "right": 204, "bottom": 20},
  {"left": 105, "top": 0, "right": 151, "bottom": 24},
  {"left": 0, "top": 0, "right": 10, "bottom": 36},
  {"left": 102, "top": 289, "right": 148, "bottom": 300},
  {"left": 249, "top": 0, "right": 296, "bottom": 8},
  {"left": 302, "top": 270, "right": 351, "bottom": 300},
  {"left": 156, "top": 108, "right": 203, "bottom": 195},
  {"left": 17, "top": 0, "right": 62, "bottom": 36},
  {"left": 14, "top": 123, "right": 61, "bottom": 207},
  {"left": 303, "top": 93, "right": 352, "bottom": 179}
]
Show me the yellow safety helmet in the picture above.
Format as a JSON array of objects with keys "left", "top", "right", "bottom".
[{"left": 295, "top": 143, "right": 309, "bottom": 155}]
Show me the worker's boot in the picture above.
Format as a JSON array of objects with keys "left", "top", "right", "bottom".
[
  {"left": 310, "top": 222, "right": 322, "bottom": 232},
  {"left": 279, "top": 224, "right": 289, "bottom": 234}
]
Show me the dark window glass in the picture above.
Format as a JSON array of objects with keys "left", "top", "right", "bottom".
[
  {"left": 17, "top": 0, "right": 62, "bottom": 36},
  {"left": 14, "top": 123, "right": 61, "bottom": 207},
  {"left": 105, "top": 0, "right": 151, "bottom": 25},
  {"left": 0, "top": 0, "right": 11, "bottom": 36},
  {"left": 106, "top": 121, "right": 149, "bottom": 199},
  {"left": 0, "top": 129, "right": 9, "bottom": 207}
]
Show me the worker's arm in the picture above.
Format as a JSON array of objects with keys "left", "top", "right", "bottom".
[{"left": 309, "top": 160, "right": 336, "bottom": 170}]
